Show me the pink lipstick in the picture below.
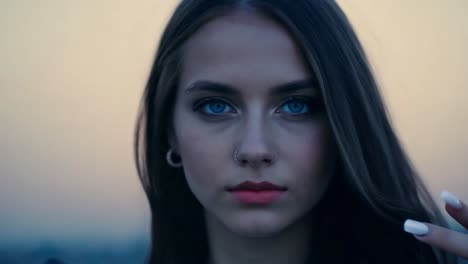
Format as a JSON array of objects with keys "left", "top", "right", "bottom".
[{"left": 226, "top": 181, "right": 287, "bottom": 205}]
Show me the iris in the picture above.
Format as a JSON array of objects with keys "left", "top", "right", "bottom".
[
  {"left": 197, "top": 99, "right": 233, "bottom": 115},
  {"left": 281, "top": 99, "right": 308, "bottom": 114}
]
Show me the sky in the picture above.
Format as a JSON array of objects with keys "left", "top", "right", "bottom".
[{"left": 1, "top": 0, "right": 467, "bottom": 248}]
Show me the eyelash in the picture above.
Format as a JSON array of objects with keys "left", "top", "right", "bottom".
[
  {"left": 275, "top": 96, "right": 314, "bottom": 115},
  {"left": 192, "top": 96, "right": 322, "bottom": 117}
]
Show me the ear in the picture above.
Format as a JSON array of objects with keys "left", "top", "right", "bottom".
[{"left": 166, "top": 126, "right": 179, "bottom": 151}]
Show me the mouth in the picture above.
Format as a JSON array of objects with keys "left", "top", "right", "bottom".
[
  {"left": 226, "top": 180, "right": 288, "bottom": 191},
  {"left": 226, "top": 181, "right": 287, "bottom": 205}
]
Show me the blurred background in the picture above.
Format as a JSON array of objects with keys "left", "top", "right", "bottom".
[{"left": 1, "top": 0, "right": 467, "bottom": 263}]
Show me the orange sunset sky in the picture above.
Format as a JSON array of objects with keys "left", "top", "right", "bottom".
[{"left": 1, "top": 0, "right": 467, "bottom": 245}]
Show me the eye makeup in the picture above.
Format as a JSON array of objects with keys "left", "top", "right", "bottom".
[
  {"left": 191, "top": 94, "right": 324, "bottom": 120},
  {"left": 192, "top": 97, "right": 238, "bottom": 116},
  {"left": 275, "top": 96, "right": 324, "bottom": 116},
  {"left": 184, "top": 78, "right": 324, "bottom": 120}
]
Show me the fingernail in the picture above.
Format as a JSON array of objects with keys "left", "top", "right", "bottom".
[
  {"left": 404, "top": 219, "right": 429, "bottom": 236},
  {"left": 440, "top": 190, "right": 463, "bottom": 209}
]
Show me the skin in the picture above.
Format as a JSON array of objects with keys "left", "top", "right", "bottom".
[
  {"left": 407, "top": 194, "right": 468, "bottom": 259},
  {"left": 171, "top": 10, "right": 336, "bottom": 264},
  {"left": 168, "top": 7, "right": 468, "bottom": 264}
]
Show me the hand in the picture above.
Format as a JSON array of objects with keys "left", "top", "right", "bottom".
[{"left": 404, "top": 190, "right": 468, "bottom": 259}]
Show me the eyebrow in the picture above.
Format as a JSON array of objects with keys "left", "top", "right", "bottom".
[{"left": 183, "top": 79, "right": 319, "bottom": 96}]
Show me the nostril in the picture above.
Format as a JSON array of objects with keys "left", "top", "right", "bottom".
[
  {"left": 234, "top": 150, "right": 277, "bottom": 167},
  {"left": 240, "top": 159, "right": 248, "bottom": 165}
]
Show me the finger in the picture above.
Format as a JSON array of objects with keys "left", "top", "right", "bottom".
[
  {"left": 441, "top": 190, "right": 468, "bottom": 229},
  {"left": 404, "top": 220, "right": 468, "bottom": 258}
]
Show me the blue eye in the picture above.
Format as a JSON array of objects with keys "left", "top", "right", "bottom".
[
  {"left": 279, "top": 97, "right": 310, "bottom": 115},
  {"left": 194, "top": 98, "right": 235, "bottom": 115}
]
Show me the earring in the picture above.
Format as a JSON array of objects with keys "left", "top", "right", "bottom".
[{"left": 166, "top": 148, "right": 182, "bottom": 168}]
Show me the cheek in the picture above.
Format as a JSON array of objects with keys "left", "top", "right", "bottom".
[
  {"left": 283, "top": 125, "right": 334, "bottom": 200},
  {"left": 174, "top": 114, "right": 231, "bottom": 194}
]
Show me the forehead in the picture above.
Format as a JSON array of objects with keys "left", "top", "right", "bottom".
[{"left": 180, "top": 10, "right": 311, "bottom": 92}]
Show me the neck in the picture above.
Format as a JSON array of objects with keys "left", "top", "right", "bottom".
[{"left": 205, "top": 212, "right": 317, "bottom": 264}]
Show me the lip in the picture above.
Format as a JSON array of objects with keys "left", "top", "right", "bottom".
[
  {"left": 226, "top": 181, "right": 287, "bottom": 205},
  {"left": 226, "top": 181, "right": 288, "bottom": 191}
]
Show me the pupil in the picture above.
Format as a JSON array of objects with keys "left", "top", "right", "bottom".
[
  {"left": 289, "top": 102, "right": 304, "bottom": 112},
  {"left": 210, "top": 103, "right": 225, "bottom": 113}
]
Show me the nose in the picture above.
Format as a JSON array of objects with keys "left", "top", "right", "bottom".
[{"left": 234, "top": 117, "right": 276, "bottom": 169}]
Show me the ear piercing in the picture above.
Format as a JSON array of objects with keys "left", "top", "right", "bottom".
[{"left": 166, "top": 148, "right": 182, "bottom": 168}]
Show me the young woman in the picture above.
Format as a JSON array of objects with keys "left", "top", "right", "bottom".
[{"left": 134, "top": 0, "right": 468, "bottom": 263}]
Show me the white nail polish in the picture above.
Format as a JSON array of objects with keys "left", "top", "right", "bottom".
[
  {"left": 440, "top": 190, "right": 462, "bottom": 209},
  {"left": 404, "top": 219, "right": 429, "bottom": 236}
]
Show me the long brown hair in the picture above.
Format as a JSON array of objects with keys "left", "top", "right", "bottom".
[{"left": 134, "top": 0, "right": 457, "bottom": 263}]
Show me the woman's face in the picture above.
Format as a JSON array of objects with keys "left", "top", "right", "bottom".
[{"left": 172, "top": 11, "right": 336, "bottom": 237}]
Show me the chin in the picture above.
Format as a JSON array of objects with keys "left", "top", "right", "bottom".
[{"left": 222, "top": 211, "right": 295, "bottom": 238}]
